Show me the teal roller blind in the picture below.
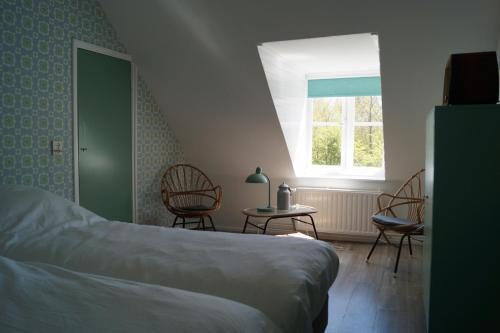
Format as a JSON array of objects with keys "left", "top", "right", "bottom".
[{"left": 308, "top": 76, "right": 381, "bottom": 97}]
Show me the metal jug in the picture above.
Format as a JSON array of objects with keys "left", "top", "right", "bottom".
[{"left": 277, "top": 182, "right": 291, "bottom": 210}]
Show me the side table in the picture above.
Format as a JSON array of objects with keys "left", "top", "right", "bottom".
[{"left": 242, "top": 205, "right": 319, "bottom": 240}]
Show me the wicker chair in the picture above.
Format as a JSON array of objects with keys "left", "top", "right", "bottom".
[
  {"left": 161, "top": 164, "right": 222, "bottom": 231},
  {"left": 366, "top": 169, "right": 425, "bottom": 273}
]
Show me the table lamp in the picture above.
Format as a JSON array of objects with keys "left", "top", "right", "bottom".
[{"left": 245, "top": 166, "right": 274, "bottom": 212}]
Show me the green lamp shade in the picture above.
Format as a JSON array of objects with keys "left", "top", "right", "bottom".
[
  {"left": 245, "top": 166, "right": 274, "bottom": 212},
  {"left": 245, "top": 167, "right": 269, "bottom": 183}
]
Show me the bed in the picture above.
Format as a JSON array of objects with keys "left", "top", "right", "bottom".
[
  {"left": 0, "top": 185, "right": 339, "bottom": 332},
  {"left": 0, "top": 255, "right": 279, "bottom": 332}
]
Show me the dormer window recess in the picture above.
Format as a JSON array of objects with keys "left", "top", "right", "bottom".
[{"left": 258, "top": 33, "right": 385, "bottom": 180}]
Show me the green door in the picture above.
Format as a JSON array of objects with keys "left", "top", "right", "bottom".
[{"left": 77, "top": 48, "right": 132, "bottom": 222}]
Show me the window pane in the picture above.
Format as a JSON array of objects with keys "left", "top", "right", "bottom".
[
  {"left": 312, "top": 126, "right": 342, "bottom": 166},
  {"left": 313, "top": 98, "right": 342, "bottom": 122},
  {"left": 354, "top": 126, "right": 384, "bottom": 167},
  {"left": 355, "top": 96, "right": 383, "bottom": 122}
]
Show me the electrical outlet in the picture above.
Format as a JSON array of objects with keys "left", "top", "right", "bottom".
[{"left": 51, "top": 140, "right": 63, "bottom": 156}]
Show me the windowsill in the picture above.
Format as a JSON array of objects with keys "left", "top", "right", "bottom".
[
  {"left": 289, "top": 174, "right": 387, "bottom": 193},
  {"left": 296, "top": 174, "right": 385, "bottom": 181},
  {"left": 295, "top": 166, "right": 385, "bottom": 181},
  {"left": 296, "top": 173, "right": 385, "bottom": 181}
]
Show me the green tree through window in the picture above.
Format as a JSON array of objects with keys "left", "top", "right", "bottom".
[
  {"left": 312, "top": 126, "right": 342, "bottom": 165},
  {"left": 311, "top": 96, "right": 384, "bottom": 170},
  {"left": 354, "top": 96, "right": 384, "bottom": 167}
]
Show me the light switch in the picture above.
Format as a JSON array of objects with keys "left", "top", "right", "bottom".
[{"left": 51, "top": 140, "right": 63, "bottom": 155}]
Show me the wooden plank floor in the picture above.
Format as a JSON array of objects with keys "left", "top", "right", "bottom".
[{"left": 325, "top": 242, "right": 426, "bottom": 333}]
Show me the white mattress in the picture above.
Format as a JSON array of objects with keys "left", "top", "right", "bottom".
[
  {"left": 0, "top": 185, "right": 339, "bottom": 333},
  {"left": 0, "top": 255, "right": 279, "bottom": 333}
]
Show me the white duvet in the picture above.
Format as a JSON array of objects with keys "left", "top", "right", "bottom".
[
  {"left": 0, "top": 185, "right": 339, "bottom": 333},
  {"left": 0, "top": 255, "right": 279, "bottom": 333}
]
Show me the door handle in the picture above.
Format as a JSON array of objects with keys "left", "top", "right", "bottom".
[{"left": 80, "top": 147, "right": 88, "bottom": 152}]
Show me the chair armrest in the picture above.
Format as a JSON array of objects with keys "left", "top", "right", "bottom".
[
  {"left": 212, "top": 185, "right": 222, "bottom": 209},
  {"left": 375, "top": 198, "right": 424, "bottom": 213},
  {"left": 377, "top": 192, "right": 423, "bottom": 204},
  {"left": 376, "top": 192, "right": 424, "bottom": 210},
  {"left": 161, "top": 189, "right": 174, "bottom": 211},
  {"left": 164, "top": 186, "right": 222, "bottom": 210},
  {"left": 375, "top": 199, "right": 425, "bottom": 224},
  {"left": 377, "top": 193, "right": 423, "bottom": 200}
]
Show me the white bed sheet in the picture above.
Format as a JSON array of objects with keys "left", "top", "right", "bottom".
[
  {"left": 0, "top": 185, "right": 339, "bottom": 333},
  {"left": 0, "top": 255, "right": 279, "bottom": 333}
]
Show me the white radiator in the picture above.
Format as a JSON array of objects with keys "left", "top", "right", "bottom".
[{"left": 293, "top": 187, "right": 380, "bottom": 239}]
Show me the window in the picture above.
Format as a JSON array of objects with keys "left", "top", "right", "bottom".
[
  {"left": 257, "top": 33, "right": 384, "bottom": 179},
  {"left": 307, "top": 77, "right": 384, "bottom": 178}
]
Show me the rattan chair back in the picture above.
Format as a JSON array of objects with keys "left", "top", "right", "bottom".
[
  {"left": 377, "top": 168, "right": 425, "bottom": 224},
  {"left": 161, "top": 164, "right": 222, "bottom": 217}
]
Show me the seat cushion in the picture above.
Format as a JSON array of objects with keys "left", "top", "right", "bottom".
[
  {"left": 372, "top": 214, "right": 414, "bottom": 226},
  {"left": 180, "top": 204, "right": 212, "bottom": 211}
]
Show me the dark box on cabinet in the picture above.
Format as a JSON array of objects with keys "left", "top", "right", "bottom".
[{"left": 443, "top": 51, "right": 499, "bottom": 105}]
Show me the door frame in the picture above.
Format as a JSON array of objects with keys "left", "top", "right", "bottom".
[{"left": 72, "top": 39, "right": 137, "bottom": 223}]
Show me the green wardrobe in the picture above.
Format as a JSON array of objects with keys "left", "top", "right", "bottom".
[{"left": 424, "top": 105, "right": 500, "bottom": 332}]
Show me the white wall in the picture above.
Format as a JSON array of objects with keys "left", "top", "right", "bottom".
[
  {"left": 99, "top": 0, "right": 500, "bottom": 229},
  {"left": 257, "top": 45, "right": 308, "bottom": 175}
]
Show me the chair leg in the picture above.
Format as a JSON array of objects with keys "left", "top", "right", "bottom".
[
  {"left": 394, "top": 234, "right": 406, "bottom": 274},
  {"left": 172, "top": 216, "right": 179, "bottom": 228},
  {"left": 207, "top": 215, "right": 216, "bottom": 231},
  {"left": 366, "top": 231, "right": 383, "bottom": 261},
  {"left": 408, "top": 235, "right": 413, "bottom": 256},
  {"left": 381, "top": 230, "right": 394, "bottom": 246},
  {"left": 201, "top": 216, "right": 206, "bottom": 230},
  {"left": 182, "top": 217, "right": 186, "bottom": 229}
]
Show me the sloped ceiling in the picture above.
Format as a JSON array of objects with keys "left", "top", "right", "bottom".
[
  {"left": 99, "top": 0, "right": 500, "bottom": 184},
  {"left": 260, "top": 33, "right": 380, "bottom": 76},
  {"left": 100, "top": 0, "right": 300, "bottom": 179}
]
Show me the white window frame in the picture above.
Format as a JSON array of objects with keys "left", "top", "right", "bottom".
[{"left": 305, "top": 96, "right": 385, "bottom": 180}]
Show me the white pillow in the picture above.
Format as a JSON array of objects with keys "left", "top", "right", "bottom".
[{"left": 0, "top": 185, "right": 106, "bottom": 234}]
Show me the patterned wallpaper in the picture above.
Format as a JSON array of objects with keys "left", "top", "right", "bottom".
[
  {"left": 0, "top": 0, "right": 183, "bottom": 225},
  {"left": 136, "top": 78, "right": 183, "bottom": 225}
]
